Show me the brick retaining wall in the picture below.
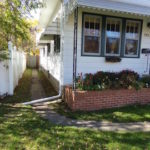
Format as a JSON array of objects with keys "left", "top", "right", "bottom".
[{"left": 64, "top": 86, "right": 150, "bottom": 111}]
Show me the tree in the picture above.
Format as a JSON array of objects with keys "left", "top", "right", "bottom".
[{"left": 0, "top": 0, "right": 43, "bottom": 56}]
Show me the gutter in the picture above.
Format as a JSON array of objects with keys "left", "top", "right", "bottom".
[{"left": 23, "top": 1, "right": 64, "bottom": 105}]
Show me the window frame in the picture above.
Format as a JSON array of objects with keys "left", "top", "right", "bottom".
[
  {"left": 82, "top": 14, "right": 102, "bottom": 56},
  {"left": 81, "top": 12, "right": 143, "bottom": 58},
  {"left": 124, "top": 20, "right": 142, "bottom": 58},
  {"left": 105, "top": 17, "right": 122, "bottom": 57},
  {"left": 47, "top": 43, "right": 51, "bottom": 56},
  {"left": 54, "top": 35, "right": 60, "bottom": 53}
]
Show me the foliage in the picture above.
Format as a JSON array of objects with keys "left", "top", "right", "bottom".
[
  {"left": 140, "top": 76, "right": 150, "bottom": 88},
  {"left": 0, "top": 50, "right": 9, "bottom": 61},
  {"left": 105, "top": 56, "right": 122, "bottom": 62},
  {"left": 118, "top": 70, "right": 139, "bottom": 89},
  {"left": 0, "top": 0, "right": 43, "bottom": 56},
  {"left": 76, "top": 70, "right": 142, "bottom": 91}
]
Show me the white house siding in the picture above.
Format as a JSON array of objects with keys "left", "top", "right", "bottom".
[
  {"left": 63, "top": 7, "right": 150, "bottom": 85},
  {"left": 40, "top": 42, "right": 60, "bottom": 91}
]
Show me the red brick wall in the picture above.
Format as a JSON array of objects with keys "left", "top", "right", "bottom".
[{"left": 64, "top": 86, "right": 150, "bottom": 111}]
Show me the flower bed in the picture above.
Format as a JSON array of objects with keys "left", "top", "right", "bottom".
[
  {"left": 64, "top": 86, "right": 150, "bottom": 111},
  {"left": 65, "top": 70, "right": 150, "bottom": 111},
  {"left": 76, "top": 70, "right": 142, "bottom": 91}
]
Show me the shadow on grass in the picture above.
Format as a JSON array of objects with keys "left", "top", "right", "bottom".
[
  {"left": 1, "top": 102, "right": 150, "bottom": 150},
  {"left": 50, "top": 101, "right": 150, "bottom": 123},
  {"left": 0, "top": 69, "right": 32, "bottom": 104}
]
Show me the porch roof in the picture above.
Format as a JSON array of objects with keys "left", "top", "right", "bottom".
[
  {"left": 78, "top": 0, "right": 150, "bottom": 16},
  {"left": 39, "top": 0, "right": 61, "bottom": 28},
  {"left": 66, "top": 0, "right": 150, "bottom": 17}
]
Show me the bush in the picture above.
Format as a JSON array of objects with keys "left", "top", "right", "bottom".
[
  {"left": 140, "top": 76, "right": 150, "bottom": 88},
  {"left": 118, "top": 70, "right": 139, "bottom": 89},
  {"left": 76, "top": 70, "right": 141, "bottom": 91}
]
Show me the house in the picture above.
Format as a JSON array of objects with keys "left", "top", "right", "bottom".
[{"left": 37, "top": 0, "right": 150, "bottom": 110}]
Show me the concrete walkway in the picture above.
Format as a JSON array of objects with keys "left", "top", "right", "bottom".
[
  {"left": 31, "top": 70, "right": 150, "bottom": 132},
  {"left": 31, "top": 70, "right": 46, "bottom": 100},
  {"left": 32, "top": 101, "right": 150, "bottom": 132}
]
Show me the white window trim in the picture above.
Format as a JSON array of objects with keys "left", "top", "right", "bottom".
[
  {"left": 124, "top": 20, "right": 141, "bottom": 57},
  {"left": 82, "top": 14, "right": 102, "bottom": 56},
  {"left": 105, "top": 17, "right": 122, "bottom": 57}
]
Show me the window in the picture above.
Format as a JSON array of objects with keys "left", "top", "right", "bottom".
[
  {"left": 124, "top": 20, "right": 141, "bottom": 57},
  {"left": 47, "top": 43, "right": 51, "bottom": 56},
  {"left": 106, "top": 18, "right": 122, "bottom": 56},
  {"left": 82, "top": 13, "right": 142, "bottom": 58},
  {"left": 83, "top": 15, "right": 101, "bottom": 55},
  {"left": 54, "top": 35, "right": 60, "bottom": 53}
]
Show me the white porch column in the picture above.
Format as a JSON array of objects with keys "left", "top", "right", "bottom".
[
  {"left": 45, "top": 45, "right": 48, "bottom": 70},
  {"left": 8, "top": 41, "right": 14, "bottom": 95}
]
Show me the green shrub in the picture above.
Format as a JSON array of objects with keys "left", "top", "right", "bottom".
[
  {"left": 118, "top": 70, "right": 139, "bottom": 89},
  {"left": 140, "top": 76, "right": 150, "bottom": 88},
  {"left": 76, "top": 70, "right": 140, "bottom": 91}
]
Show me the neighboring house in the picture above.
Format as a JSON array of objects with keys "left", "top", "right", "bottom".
[{"left": 38, "top": 0, "right": 150, "bottom": 92}]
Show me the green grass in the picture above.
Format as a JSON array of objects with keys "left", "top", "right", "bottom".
[
  {"left": 1, "top": 69, "right": 150, "bottom": 149},
  {"left": 1, "top": 69, "right": 32, "bottom": 104},
  {"left": 1, "top": 103, "right": 150, "bottom": 150},
  {"left": 50, "top": 101, "right": 150, "bottom": 123},
  {"left": 38, "top": 71, "right": 57, "bottom": 97}
]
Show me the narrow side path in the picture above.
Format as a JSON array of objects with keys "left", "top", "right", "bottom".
[{"left": 31, "top": 70, "right": 46, "bottom": 100}]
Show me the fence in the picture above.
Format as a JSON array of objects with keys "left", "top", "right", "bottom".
[
  {"left": 27, "top": 55, "right": 39, "bottom": 68},
  {"left": 0, "top": 42, "right": 26, "bottom": 96}
]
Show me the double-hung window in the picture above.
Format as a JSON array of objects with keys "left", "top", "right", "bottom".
[
  {"left": 83, "top": 15, "right": 101, "bottom": 56},
  {"left": 82, "top": 13, "right": 142, "bottom": 58},
  {"left": 124, "top": 20, "right": 141, "bottom": 57},
  {"left": 106, "top": 18, "right": 122, "bottom": 56}
]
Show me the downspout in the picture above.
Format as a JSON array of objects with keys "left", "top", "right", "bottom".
[
  {"left": 23, "top": 1, "right": 64, "bottom": 105},
  {"left": 73, "top": 7, "right": 78, "bottom": 90}
]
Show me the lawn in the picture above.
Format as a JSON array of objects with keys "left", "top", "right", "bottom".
[
  {"left": 1, "top": 69, "right": 150, "bottom": 149},
  {"left": 50, "top": 101, "right": 150, "bottom": 123}
]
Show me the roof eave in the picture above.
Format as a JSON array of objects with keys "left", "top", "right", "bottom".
[{"left": 39, "top": 0, "right": 61, "bottom": 28}]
